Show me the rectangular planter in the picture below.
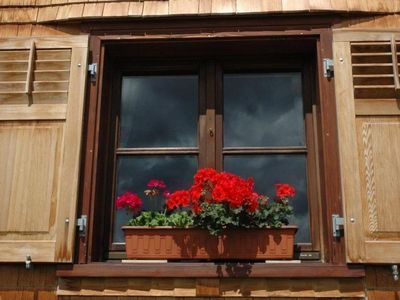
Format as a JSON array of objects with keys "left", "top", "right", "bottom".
[{"left": 122, "top": 226, "right": 297, "bottom": 260}]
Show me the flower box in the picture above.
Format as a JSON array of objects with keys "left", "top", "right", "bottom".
[{"left": 123, "top": 226, "right": 297, "bottom": 260}]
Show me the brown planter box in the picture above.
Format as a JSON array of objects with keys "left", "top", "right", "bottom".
[{"left": 122, "top": 226, "right": 297, "bottom": 260}]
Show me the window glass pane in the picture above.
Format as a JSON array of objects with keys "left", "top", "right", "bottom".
[
  {"left": 113, "top": 155, "right": 197, "bottom": 243},
  {"left": 224, "top": 155, "right": 310, "bottom": 243},
  {"left": 120, "top": 75, "right": 198, "bottom": 148},
  {"left": 224, "top": 73, "right": 305, "bottom": 147}
]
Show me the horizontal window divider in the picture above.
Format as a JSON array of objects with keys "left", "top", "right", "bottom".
[
  {"left": 223, "top": 147, "right": 307, "bottom": 154},
  {"left": 56, "top": 262, "right": 365, "bottom": 278},
  {"left": 116, "top": 147, "right": 199, "bottom": 155}
]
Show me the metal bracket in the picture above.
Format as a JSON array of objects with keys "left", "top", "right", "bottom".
[
  {"left": 323, "top": 58, "right": 334, "bottom": 78},
  {"left": 76, "top": 215, "right": 87, "bottom": 237},
  {"left": 332, "top": 214, "right": 344, "bottom": 238},
  {"left": 25, "top": 255, "right": 32, "bottom": 270},
  {"left": 88, "top": 63, "right": 97, "bottom": 82},
  {"left": 392, "top": 265, "right": 399, "bottom": 281}
]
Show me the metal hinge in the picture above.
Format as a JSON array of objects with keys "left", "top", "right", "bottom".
[
  {"left": 332, "top": 214, "right": 344, "bottom": 238},
  {"left": 323, "top": 58, "right": 334, "bottom": 78},
  {"left": 88, "top": 63, "right": 97, "bottom": 82},
  {"left": 76, "top": 215, "right": 87, "bottom": 237}
]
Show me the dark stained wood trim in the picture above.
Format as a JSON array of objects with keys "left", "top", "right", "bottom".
[
  {"left": 116, "top": 148, "right": 199, "bottom": 155},
  {"left": 223, "top": 147, "right": 308, "bottom": 154},
  {"left": 77, "top": 35, "right": 102, "bottom": 264},
  {"left": 315, "top": 29, "right": 345, "bottom": 264},
  {"left": 57, "top": 262, "right": 365, "bottom": 278}
]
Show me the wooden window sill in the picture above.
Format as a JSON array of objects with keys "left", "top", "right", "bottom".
[{"left": 56, "top": 262, "right": 365, "bottom": 278}]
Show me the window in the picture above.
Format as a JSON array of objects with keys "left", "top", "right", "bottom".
[{"left": 96, "top": 39, "right": 322, "bottom": 260}]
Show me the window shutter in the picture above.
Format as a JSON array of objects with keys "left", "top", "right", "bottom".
[
  {"left": 334, "top": 31, "right": 400, "bottom": 263},
  {"left": 0, "top": 36, "right": 88, "bottom": 262}
]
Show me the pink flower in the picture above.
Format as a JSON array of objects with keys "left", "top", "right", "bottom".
[
  {"left": 147, "top": 179, "right": 167, "bottom": 189},
  {"left": 163, "top": 190, "right": 171, "bottom": 197}
]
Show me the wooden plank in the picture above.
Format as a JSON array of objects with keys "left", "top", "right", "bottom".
[
  {"left": 17, "top": 24, "right": 33, "bottom": 37},
  {"left": 368, "top": 290, "right": 397, "bottom": 300},
  {"left": 0, "top": 61, "right": 28, "bottom": 71},
  {"left": 0, "top": 291, "right": 35, "bottom": 300},
  {"left": 128, "top": 1, "right": 144, "bottom": 16},
  {"left": 211, "top": 0, "right": 235, "bottom": 13},
  {"left": 169, "top": 0, "right": 199, "bottom": 15},
  {"left": 103, "top": 2, "right": 129, "bottom": 17},
  {"left": 366, "top": 241, "right": 400, "bottom": 263},
  {"left": 35, "top": 60, "right": 71, "bottom": 70},
  {"left": 0, "top": 71, "right": 27, "bottom": 81},
  {"left": 355, "top": 99, "right": 400, "bottom": 115},
  {"left": 11, "top": 7, "right": 38, "bottom": 23},
  {"left": 330, "top": 0, "right": 348, "bottom": 11},
  {"left": 56, "top": 263, "right": 365, "bottom": 278},
  {"left": 309, "top": 0, "right": 332, "bottom": 10},
  {"left": 236, "top": 0, "right": 282, "bottom": 13},
  {"left": 0, "top": 36, "right": 87, "bottom": 50},
  {"left": 142, "top": 1, "right": 168, "bottom": 16},
  {"left": 0, "top": 81, "right": 26, "bottom": 91},
  {"left": 0, "top": 241, "right": 55, "bottom": 262},
  {"left": 0, "top": 104, "right": 67, "bottom": 120},
  {"left": 33, "top": 81, "right": 69, "bottom": 92},
  {"left": 347, "top": 0, "right": 369, "bottom": 11},
  {"left": 83, "top": 3, "right": 104, "bottom": 18},
  {"left": 36, "top": 50, "right": 71, "bottom": 60},
  {"left": 199, "top": 0, "right": 212, "bottom": 14},
  {"left": 37, "top": 6, "right": 59, "bottom": 23},
  {"left": 54, "top": 44, "right": 88, "bottom": 262},
  {"left": 56, "top": 4, "right": 84, "bottom": 20},
  {"left": 0, "top": 50, "right": 29, "bottom": 61},
  {"left": 196, "top": 278, "right": 220, "bottom": 296},
  {"left": 282, "top": 0, "right": 310, "bottom": 11},
  {"left": 333, "top": 40, "right": 366, "bottom": 262},
  {"left": 34, "top": 70, "right": 70, "bottom": 81}
]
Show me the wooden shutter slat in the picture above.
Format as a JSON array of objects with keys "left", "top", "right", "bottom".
[
  {"left": 0, "top": 71, "right": 27, "bottom": 81},
  {"left": 34, "top": 70, "right": 70, "bottom": 81},
  {"left": 0, "top": 35, "right": 88, "bottom": 263}
]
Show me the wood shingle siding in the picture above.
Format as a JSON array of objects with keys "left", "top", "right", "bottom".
[{"left": 0, "top": 0, "right": 399, "bottom": 23}]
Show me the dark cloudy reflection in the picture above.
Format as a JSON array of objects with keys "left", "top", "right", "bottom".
[
  {"left": 224, "top": 155, "right": 310, "bottom": 243},
  {"left": 113, "top": 155, "right": 197, "bottom": 243},
  {"left": 120, "top": 75, "right": 198, "bottom": 148},
  {"left": 224, "top": 73, "right": 305, "bottom": 147}
]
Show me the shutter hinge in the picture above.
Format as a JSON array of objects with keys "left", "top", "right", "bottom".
[
  {"left": 76, "top": 215, "right": 87, "bottom": 237},
  {"left": 88, "top": 63, "right": 97, "bottom": 82},
  {"left": 323, "top": 58, "right": 334, "bottom": 78},
  {"left": 25, "top": 255, "right": 33, "bottom": 270},
  {"left": 332, "top": 214, "right": 344, "bottom": 238}
]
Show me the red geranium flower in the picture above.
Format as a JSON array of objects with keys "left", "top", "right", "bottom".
[
  {"left": 166, "top": 190, "right": 190, "bottom": 210},
  {"left": 116, "top": 192, "right": 142, "bottom": 213},
  {"left": 147, "top": 179, "right": 167, "bottom": 189},
  {"left": 275, "top": 183, "right": 296, "bottom": 198}
]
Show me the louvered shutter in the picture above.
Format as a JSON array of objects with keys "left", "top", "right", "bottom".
[
  {"left": 334, "top": 31, "right": 400, "bottom": 263},
  {"left": 0, "top": 36, "right": 88, "bottom": 262}
]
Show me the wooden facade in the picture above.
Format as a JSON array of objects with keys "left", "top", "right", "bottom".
[{"left": 1, "top": 1, "right": 400, "bottom": 299}]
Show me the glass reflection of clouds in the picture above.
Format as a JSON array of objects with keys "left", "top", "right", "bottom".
[
  {"left": 120, "top": 75, "right": 198, "bottom": 148},
  {"left": 224, "top": 155, "right": 310, "bottom": 243},
  {"left": 114, "top": 155, "right": 197, "bottom": 243},
  {"left": 224, "top": 73, "right": 305, "bottom": 147}
]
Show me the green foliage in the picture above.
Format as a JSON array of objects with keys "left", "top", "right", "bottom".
[
  {"left": 191, "top": 197, "right": 294, "bottom": 236},
  {"left": 128, "top": 210, "right": 193, "bottom": 227}
]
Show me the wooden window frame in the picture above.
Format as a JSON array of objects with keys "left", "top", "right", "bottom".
[
  {"left": 69, "top": 17, "right": 357, "bottom": 277},
  {"left": 104, "top": 57, "right": 320, "bottom": 257}
]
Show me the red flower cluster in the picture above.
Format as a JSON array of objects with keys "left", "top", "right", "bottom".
[
  {"left": 147, "top": 179, "right": 167, "bottom": 189},
  {"left": 165, "top": 168, "right": 261, "bottom": 213},
  {"left": 275, "top": 183, "right": 296, "bottom": 198},
  {"left": 116, "top": 192, "right": 142, "bottom": 213},
  {"left": 166, "top": 190, "right": 190, "bottom": 210}
]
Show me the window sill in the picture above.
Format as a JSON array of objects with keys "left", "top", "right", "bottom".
[{"left": 56, "top": 262, "right": 365, "bottom": 278}]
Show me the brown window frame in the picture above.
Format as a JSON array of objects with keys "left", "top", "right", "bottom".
[
  {"left": 73, "top": 18, "right": 353, "bottom": 275},
  {"left": 105, "top": 57, "right": 321, "bottom": 257}
]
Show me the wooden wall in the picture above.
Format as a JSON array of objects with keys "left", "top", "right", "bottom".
[{"left": 0, "top": 0, "right": 399, "bottom": 24}]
